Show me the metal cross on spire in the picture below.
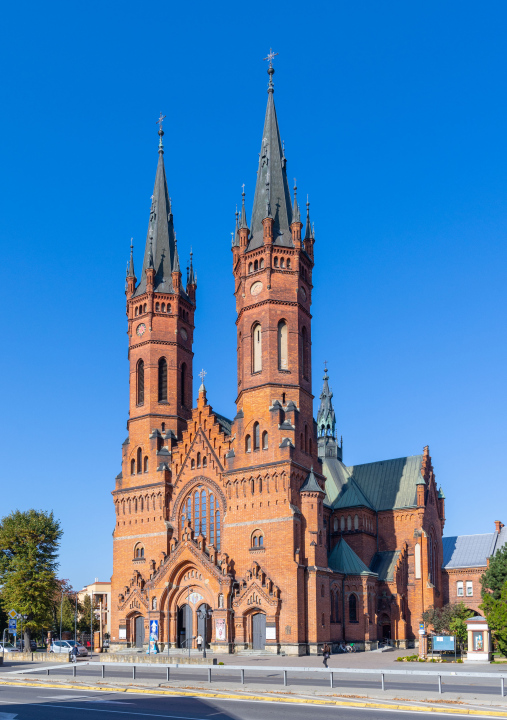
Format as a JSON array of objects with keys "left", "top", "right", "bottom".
[
  {"left": 156, "top": 112, "right": 166, "bottom": 130},
  {"left": 199, "top": 368, "right": 207, "bottom": 384},
  {"left": 263, "top": 48, "right": 278, "bottom": 67}
]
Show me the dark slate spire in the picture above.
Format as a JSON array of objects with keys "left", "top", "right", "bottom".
[
  {"left": 233, "top": 206, "right": 240, "bottom": 247},
  {"left": 127, "top": 238, "right": 135, "bottom": 277},
  {"left": 134, "top": 115, "right": 177, "bottom": 297},
  {"left": 239, "top": 185, "right": 248, "bottom": 229},
  {"left": 173, "top": 233, "right": 180, "bottom": 273},
  {"left": 304, "top": 196, "right": 312, "bottom": 241},
  {"left": 248, "top": 55, "right": 293, "bottom": 250},
  {"left": 188, "top": 248, "right": 196, "bottom": 285},
  {"left": 317, "top": 363, "right": 336, "bottom": 438},
  {"left": 292, "top": 180, "right": 300, "bottom": 223}
]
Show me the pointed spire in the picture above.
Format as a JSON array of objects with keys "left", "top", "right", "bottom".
[
  {"left": 317, "top": 362, "right": 336, "bottom": 438},
  {"left": 292, "top": 179, "right": 300, "bottom": 223},
  {"left": 188, "top": 247, "right": 196, "bottom": 285},
  {"left": 127, "top": 238, "right": 135, "bottom": 277},
  {"left": 157, "top": 112, "right": 166, "bottom": 154},
  {"left": 173, "top": 232, "right": 180, "bottom": 273},
  {"left": 233, "top": 205, "right": 240, "bottom": 247},
  {"left": 248, "top": 52, "right": 293, "bottom": 250},
  {"left": 239, "top": 184, "right": 248, "bottom": 229},
  {"left": 134, "top": 116, "right": 178, "bottom": 297},
  {"left": 300, "top": 466, "right": 324, "bottom": 494},
  {"left": 304, "top": 195, "right": 312, "bottom": 240}
]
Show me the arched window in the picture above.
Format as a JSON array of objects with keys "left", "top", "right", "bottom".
[
  {"left": 137, "top": 360, "right": 145, "bottom": 405},
  {"left": 158, "top": 358, "right": 167, "bottom": 402},
  {"left": 191, "top": 458, "right": 195, "bottom": 469},
  {"left": 347, "top": 515, "right": 352, "bottom": 530},
  {"left": 181, "top": 363, "right": 187, "bottom": 407},
  {"left": 144, "top": 456, "right": 148, "bottom": 473},
  {"left": 152, "top": 597, "right": 157, "bottom": 610},
  {"left": 349, "top": 594, "right": 358, "bottom": 623},
  {"left": 280, "top": 258, "right": 285, "bottom": 269},
  {"left": 340, "top": 516, "right": 345, "bottom": 531},
  {"left": 137, "top": 447, "right": 142, "bottom": 474},
  {"left": 201, "top": 489, "right": 207, "bottom": 535},
  {"left": 262, "top": 431, "right": 268, "bottom": 450},
  {"left": 253, "top": 422, "right": 260, "bottom": 451},
  {"left": 155, "top": 302, "right": 160, "bottom": 311},
  {"left": 354, "top": 514, "right": 359, "bottom": 530},
  {"left": 248, "top": 262, "right": 253, "bottom": 273},
  {"left": 254, "top": 259, "right": 258, "bottom": 271},
  {"left": 161, "top": 302, "right": 166, "bottom": 312},
  {"left": 277, "top": 320, "right": 288, "bottom": 370},
  {"left": 245, "top": 434, "right": 251, "bottom": 453},
  {"left": 167, "top": 304, "right": 171, "bottom": 313},
  {"left": 209, "top": 494, "right": 215, "bottom": 546},
  {"left": 135, "top": 306, "right": 138, "bottom": 316},
  {"left": 131, "top": 459, "right": 135, "bottom": 475},
  {"left": 335, "top": 590, "right": 341, "bottom": 622},
  {"left": 134, "top": 543, "right": 144, "bottom": 558},
  {"left": 197, "top": 452, "right": 201, "bottom": 468},
  {"left": 260, "top": 258, "right": 264, "bottom": 269},
  {"left": 252, "top": 323, "right": 262, "bottom": 373},
  {"left": 287, "top": 258, "right": 291, "bottom": 269},
  {"left": 203, "top": 456, "right": 207, "bottom": 468},
  {"left": 216, "top": 509, "right": 221, "bottom": 551},
  {"left": 254, "top": 535, "right": 258, "bottom": 547},
  {"left": 274, "top": 256, "right": 279, "bottom": 267},
  {"left": 194, "top": 490, "right": 200, "bottom": 531},
  {"left": 302, "top": 327, "right": 308, "bottom": 379}
]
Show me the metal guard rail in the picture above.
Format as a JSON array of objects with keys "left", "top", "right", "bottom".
[{"left": 31, "top": 662, "right": 507, "bottom": 696}]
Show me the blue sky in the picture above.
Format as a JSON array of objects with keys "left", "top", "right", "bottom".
[{"left": 1, "top": 1, "right": 506, "bottom": 591}]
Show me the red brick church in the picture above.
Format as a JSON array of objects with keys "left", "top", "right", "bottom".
[{"left": 111, "top": 62, "right": 467, "bottom": 654}]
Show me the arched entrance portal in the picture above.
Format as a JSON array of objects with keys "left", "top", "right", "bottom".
[
  {"left": 252, "top": 613, "right": 266, "bottom": 650},
  {"left": 380, "top": 614, "right": 391, "bottom": 640},
  {"left": 178, "top": 604, "right": 193, "bottom": 649},
  {"left": 135, "top": 616, "right": 145, "bottom": 648},
  {"left": 197, "top": 603, "right": 212, "bottom": 647}
]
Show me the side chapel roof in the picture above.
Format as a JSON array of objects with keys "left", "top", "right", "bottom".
[{"left": 328, "top": 538, "right": 377, "bottom": 576}]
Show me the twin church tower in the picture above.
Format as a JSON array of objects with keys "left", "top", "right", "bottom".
[{"left": 111, "top": 58, "right": 444, "bottom": 654}]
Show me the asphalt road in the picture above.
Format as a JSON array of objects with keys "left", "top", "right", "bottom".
[
  {"left": 0, "top": 684, "right": 499, "bottom": 720},
  {"left": 5, "top": 662, "right": 505, "bottom": 697}
]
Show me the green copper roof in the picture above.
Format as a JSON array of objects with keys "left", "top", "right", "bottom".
[
  {"left": 328, "top": 538, "right": 377, "bottom": 576},
  {"left": 322, "top": 459, "right": 374, "bottom": 510},
  {"left": 370, "top": 550, "right": 401, "bottom": 581},
  {"left": 322, "top": 454, "right": 424, "bottom": 512}
]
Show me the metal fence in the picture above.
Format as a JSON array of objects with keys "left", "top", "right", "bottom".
[{"left": 24, "top": 662, "right": 507, "bottom": 696}]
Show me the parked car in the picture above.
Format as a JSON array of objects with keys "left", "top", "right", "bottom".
[
  {"left": 0, "top": 642, "right": 19, "bottom": 653},
  {"left": 50, "top": 640, "right": 88, "bottom": 656}
]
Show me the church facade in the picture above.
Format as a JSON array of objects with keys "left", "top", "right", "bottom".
[{"left": 110, "top": 63, "right": 448, "bottom": 655}]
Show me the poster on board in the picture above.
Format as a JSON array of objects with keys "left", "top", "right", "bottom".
[{"left": 215, "top": 618, "right": 226, "bottom": 641}]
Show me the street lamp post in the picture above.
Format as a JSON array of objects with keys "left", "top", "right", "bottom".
[
  {"left": 196, "top": 605, "right": 213, "bottom": 658},
  {"left": 90, "top": 592, "right": 93, "bottom": 658},
  {"left": 74, "top": 594, "right": 78, "bottom": 642},
  {"left": 59, "top": 591, "right": 64, "bottom": 641}
]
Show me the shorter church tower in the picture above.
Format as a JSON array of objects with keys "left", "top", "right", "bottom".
[{"left": 317, "top": 365, "right": 342, "bottom": 462}]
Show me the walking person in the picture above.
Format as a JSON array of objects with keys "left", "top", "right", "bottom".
[
  {"left": 322, "top": 642, "right": 331, "bottom": 668},
  {"left": 196, "top": 634, "right": 203, "bottom": 652}
]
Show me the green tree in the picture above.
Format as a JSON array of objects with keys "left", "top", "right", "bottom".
[
  {"left": 422, "top": 602, "right": 475, "bottom": 651},
  {"left": 0, "top": 509, "right": 62, "bottom": 648},
  {"left": 481, "top": 545, "right": 507, "bottom": 600},
  {"left": 481, "top": 580, "right": 507, "bottom": 657},
  {"left": 78, "top": 593, "right": 99, "bottom": 633}
]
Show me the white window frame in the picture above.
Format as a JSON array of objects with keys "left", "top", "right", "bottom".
[
  {"left": 466, "top": 581, "right": 473, "bottom": 597},
  {"left": 457, "top": 580, "right": 464, "bottom": 597}
]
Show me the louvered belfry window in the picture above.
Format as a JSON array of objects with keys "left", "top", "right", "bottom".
[
  {"left": 158, "top": 357, "right": 167, "bottom": 402},
  {"left": 137, "top": 360, "right": 145, "bottom": 405}
]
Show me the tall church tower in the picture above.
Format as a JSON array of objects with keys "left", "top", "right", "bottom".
[
  {"left": 226, "top": 57, "right": 327, "bottom": 654},
  {"left": 112, "top": 120, "right": 196, "bottom": 610}
]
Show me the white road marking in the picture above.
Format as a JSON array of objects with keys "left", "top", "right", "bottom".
[{"left": 27, "top": 706, "right": 211, "bottom": 719}]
